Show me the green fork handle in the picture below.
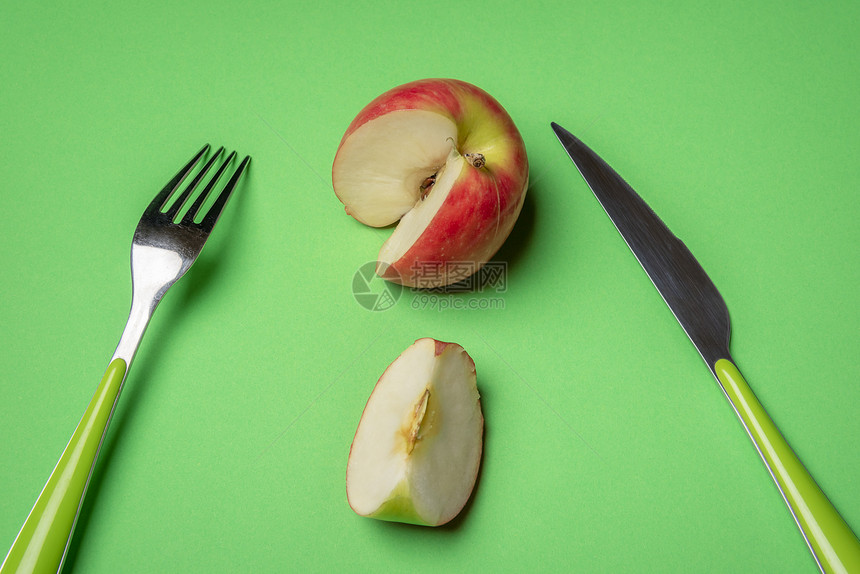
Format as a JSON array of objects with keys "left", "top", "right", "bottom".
[
  {"left": 1, "top": 359, "right": 127, "bottom": 574},
  {"left": 715, "top": 359, "right": 860, "bottom": 574}
]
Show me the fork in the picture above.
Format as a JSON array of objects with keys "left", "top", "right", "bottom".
[{"left": 1, "top": 145, "right": 250, "bottom": 574}]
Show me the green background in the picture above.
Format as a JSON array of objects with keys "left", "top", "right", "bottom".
[{"left": 1, "top": 1, "right": 857, "bottom": 572}]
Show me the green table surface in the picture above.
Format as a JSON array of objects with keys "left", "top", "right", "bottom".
[{"left": 2, "top": 1, "right": 858, "bottom": 572}]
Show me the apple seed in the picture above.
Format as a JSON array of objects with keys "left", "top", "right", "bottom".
[{"left": 419, "top": 174, "right": 436, "bottom": 200}]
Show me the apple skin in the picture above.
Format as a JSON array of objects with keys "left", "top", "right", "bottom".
[{"left": 332, "top": 79, "right": 529, "bottom": 288}]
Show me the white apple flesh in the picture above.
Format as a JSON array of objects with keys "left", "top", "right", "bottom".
[
  {"left": 345, "top": 338, "right": 483, "bottom": 526},
  {"left": 332, "top": 79, "right": 529, "bottom": 288}
]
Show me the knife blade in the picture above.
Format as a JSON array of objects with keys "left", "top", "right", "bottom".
[{"left": 551, "top": 122, "right": 860, "bottom": 574}]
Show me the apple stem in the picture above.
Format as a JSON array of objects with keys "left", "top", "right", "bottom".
[{"left": 465, "top": 153, "right": 485, "bottom": 169}]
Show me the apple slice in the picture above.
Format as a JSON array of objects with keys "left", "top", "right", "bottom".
[
  {"left": 332, "top": 79, "right": 529, "bottom": 288},
  {"left": 346, "top": 338, "right": 483, "bottom": 526}
]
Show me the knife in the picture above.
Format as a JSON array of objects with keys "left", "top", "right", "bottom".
[{"left": 551, "top": 122, "right": 860, "bottom": 573}]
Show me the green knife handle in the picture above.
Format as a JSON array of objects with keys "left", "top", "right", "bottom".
[
  {"left": 715, "top": 359, "right": 860, "bottom": 574},
  {"left": 0, "top": 358, "right": 127, "bottom": 574}
]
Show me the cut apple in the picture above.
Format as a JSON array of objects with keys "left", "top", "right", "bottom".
[
  {"left": 332, "top": 79, "right": 529, "bottom": 288},
  {"left": 345, "top": 338, "right": 483, "bottom": 526},
  {"left": 333, "top": 110, "right": 457, "bottom": 227}
]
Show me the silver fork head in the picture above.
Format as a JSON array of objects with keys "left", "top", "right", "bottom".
[
  {"left": 130, "top": 145, "right": 250, "bottom": 299},
  {"left": 144, "top": 145, "right": 251, "bottom": 233}
]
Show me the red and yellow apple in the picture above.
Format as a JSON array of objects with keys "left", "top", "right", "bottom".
[
  {"left": 345, "top": 338, "right": 484, "bottom": 526},
  {"left": 332, "top": 79, "right": 529, "bottom": 288}
]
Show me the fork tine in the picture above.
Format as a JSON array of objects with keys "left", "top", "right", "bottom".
[
  {"left": 146, "top": 144, "right": 210, "bottom": 215},
  {"left": 198, "top": 155, "right": 251, "bottom": 232},
  {"left": 181, "top": 150, "right": 236, "bottom": 227},
  {"left": 163, "top": 147, "right": 224, "bottom": 220}
]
